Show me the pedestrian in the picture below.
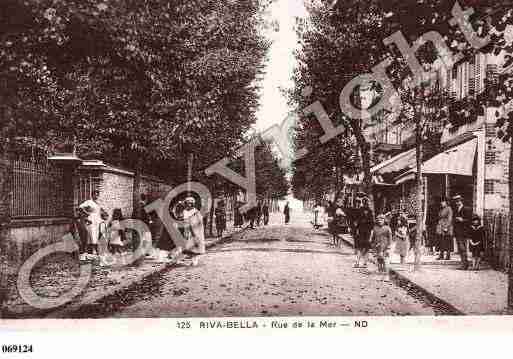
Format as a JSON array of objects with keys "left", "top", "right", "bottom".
[
  {"left": 75, "top": 207, "right": 90, "bottom": 261},
  {"left": 215, "top": 200, "right": 227, "bottom": 238},
  {"left": 247, "top": 204, "right": 257, "bottom": 229},
  {"left": 283, "top": 201, "right": 291, "bottom": 225},
  {"left": 332, "top": 198, "right": 348, "bottom": 247},
  {"left": 154, "top": 200, "right": 181, "bottom": 261},
  {"left": 108, "top": 208, "right": 125, "bottom": 256},
  {"left": 256, "top": 201, "right": 262, "bottom": 227},
  {"left": 181, "top": 196, "right": 206, "bottom": 266},
  {"left": 436, "top": 197, "right": 453, "bottom": 260},
  {"left": 312, "top": 202, "right": 324, "bottom": 230},
  {"left": 468, "top": 214, "right": 485, "bottom": 271},
  {"left": 394, "top": 215, "right": 409, "bottom": 264},
  {"left": 234, "top": 201, "right": 243, "bottom": 228},
  {"left": 79, "top": 190, "right": 105, "bottom": 260},
  {"left": 370, "top": 214, "right": 393, "bottom": 281},
  {"left": 452, "top": 194, "right": 472, "bottom": 270},
  {"left": 262, "top": 201, "right": 270, "bottom": 225},
  {"left": 354, "top": 197, "right": 374, "bottom": 269}
]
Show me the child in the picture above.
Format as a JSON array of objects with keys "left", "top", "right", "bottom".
[
  {"left": 394, "top": 216, "right": 409, "bottom": 264},
  {"left": 108, "top": 209, "right": 125, "bottom": 256},
  {"left": 468, "top": 214, "right": 485, "bottom": 271},
  {"left": 370, "top": 214, "right": 393, "bottom": 280}
]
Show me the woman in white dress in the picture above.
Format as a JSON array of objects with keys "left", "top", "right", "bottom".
[
  {"left": 79, "top": 190, "right": 104, "bottom": 259},
  {"left": 181, "top": 197, "right": 206, "bottom": 265}
]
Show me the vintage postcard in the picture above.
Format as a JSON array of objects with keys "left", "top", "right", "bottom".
[{"left": 1, "top": 0, "right": 513, "bottom": 354}]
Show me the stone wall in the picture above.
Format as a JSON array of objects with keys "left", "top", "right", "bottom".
[
  {"left": 1, "top": 158, "right": 173, "bottom": 264},
  {"left": 99, "top": 171, "right": 134, "bottom": 219}
]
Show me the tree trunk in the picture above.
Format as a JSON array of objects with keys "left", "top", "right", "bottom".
[
  {"left": 414, "top": 124, "right": 423, "bottom": 271},
  {"left": 507, "top": 141, "right": 513, "bottom": 309},
  {"left": 209, "top": 198, "right": 215, "bottom": 237},
  {"left": 361, "top": 141, "right": 374, "bottom": 212}
]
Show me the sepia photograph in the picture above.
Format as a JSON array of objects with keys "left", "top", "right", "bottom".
[{"left": 1, "top": 0, "right": 513, "bottom": 342}]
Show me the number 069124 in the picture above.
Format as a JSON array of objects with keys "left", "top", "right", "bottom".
[{"left": 2, "top": 345, "right": 33, "bottom": 353}]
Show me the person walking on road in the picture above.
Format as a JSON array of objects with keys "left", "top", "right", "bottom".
[
  {"left": 284, "top": 202, "right": 291, "bottom": 225},
  {"left": 233, "top": 201, "right": 242, "bottom": 228},
  {"left": 312, "top": 202, "right": 324, "bottom": 230},
  {"left": 262, "top": 201, "right": 270, "bottom": 225},
  {"left": 354, "top": 197, "right": 374, "bottom": 269},
  {"left": 370, "top": 214, "right": 393, "bottom": 280},
  {"left": 436, "top": 197, "right": 453, "bottom": 260},
  {"left": 215, "top": 200, "right": 227, "bottom": 238},
  {"left": 452, "top": 194, "right": 472, "bottom": 270},
  {"left": 256, "top": 201, "right": 263, "bottom": 227},
  {"left": 331, "top": 198, "right": 348, "bottom": 247}
]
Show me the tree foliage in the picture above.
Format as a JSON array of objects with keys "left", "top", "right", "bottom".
[{"left": 0, "top": 0, "right": 271, "bottom": 182}]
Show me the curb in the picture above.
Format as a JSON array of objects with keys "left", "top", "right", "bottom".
[
  {"left": 388, "top": 269, "right": 464, "bottom": 315},
  {"left": 336, "top": 232, "right": 465, "bottom": 315},
  {"left": 44, "top": 228, "right": 244, "bottom": 319}
]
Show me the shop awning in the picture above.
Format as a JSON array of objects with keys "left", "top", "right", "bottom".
[
  {"left": 371, "top": 148, "right": 416, "bottom": 175},
  {"left": 395, "top": 138, "right": 477, "bottom": 184}
]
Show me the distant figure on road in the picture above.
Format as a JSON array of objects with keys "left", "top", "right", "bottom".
[
  {"left": 284, "top": 202, "right": 291, "bottom": 224},
  {"left": 234, "top": 201, "right": 243, "bottom": 228},
  {"left": 262, "top": 201, "right": 270, "bottom": 225},
  {"left": 215, "top": 200, "right": 227, "bottom": 238},
  {"left": 256, "top": 201, "right": 263, "bottom": 226},
  {"left": 312, "top": 202, "right": 324, "bottom": 230}
]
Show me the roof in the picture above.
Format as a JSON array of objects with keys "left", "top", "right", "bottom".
[
  {"left": 371, "top": 147, "right": 416, "bottom": 175},
  {"left": 396, "top": 138, "right": 477, "bottom": 184}
]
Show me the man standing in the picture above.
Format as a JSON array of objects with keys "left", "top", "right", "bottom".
[{"left": 452, "top": 194, "right": 472, "bottom": 270}]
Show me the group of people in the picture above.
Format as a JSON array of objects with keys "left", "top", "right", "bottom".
[
  {"left": 234, "top": 200, "right": 271, "bottom": 229},
  {"left": 425, "top": 194, "right": 485, "bottom": 271},
  {"left": 74, "top": 191, "right": 208, "bottom": 266},
  {"left": 311, "top": 193, "right": 487, "bottom": 280}
]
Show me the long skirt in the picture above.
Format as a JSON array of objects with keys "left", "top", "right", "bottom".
[
  {"left": 438, "top": 233, "right": 454, "bottom": 252},
  {"left": 355, "top": 229, "right": 372, "bottom": 250}
]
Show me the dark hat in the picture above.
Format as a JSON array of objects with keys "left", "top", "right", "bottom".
[
  {"left": 452, "top": 194, "right": 463, "bottom": 201},
  {"left": 472, "top": 214, "right": 481, "bottom": 221}
]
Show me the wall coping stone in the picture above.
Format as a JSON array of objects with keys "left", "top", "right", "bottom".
[{"left": 8, "top": 217, "right": 72, "bottom": 229}]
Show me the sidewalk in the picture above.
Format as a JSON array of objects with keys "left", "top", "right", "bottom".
[
  {"left": 2, "top": 224, "right": 244, "bottom": 319},
  {"left": 340, "top": 233, "right": 509, "bottom": 315}
]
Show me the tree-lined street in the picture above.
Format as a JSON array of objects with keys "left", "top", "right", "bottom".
[{"left": 108, "top": 213, "right": 434, "bottom": 318}]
